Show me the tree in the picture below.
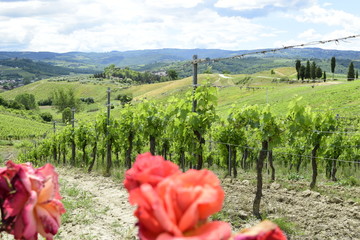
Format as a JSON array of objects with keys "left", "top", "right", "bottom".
[
  {"left": 203, "top": 66, "right": 213, "bottom": 74},
  {"left": 300, "top": 65, "right": 306, "bottom": 82},
  {"left": 331, "top": 57, "right": 336, "bottom": 80},
  {"left": 40, "top": 112, "right": 53, "bottom": 122},
  {"left": 115, "top": 94, "right": 132, "bottom": 106},
  {"left": 316, "top": 66, "right": 323, "bottom": 79},
  {"left": 52, "top": 88, "right": 80, "bottom": 112},
  {"left": 295, "top": 60, "right": 301, "bottom": 80},
  {"left": 310, "top": 61, "right": 316, "bottom": 80},
  {"left": 356, "top": 70, "right": 359, "bottom": 79},
  {"left": 323, "top": 71, "right": 327, "bottom": 82},
  {"left": 15, "top": 93, "right": 37, "bottom": 110},
  {"left": 347, "top": 62, "right": 355, "bottom": 81},
  {"left": 305, "top": 61, "right": 311, "bottom": 80},
  {"left": 166, "top": 69, "right": 178, "bottom": 80},
  {"left": 62, "top": 107, "right": 72, "bottom": 124}
]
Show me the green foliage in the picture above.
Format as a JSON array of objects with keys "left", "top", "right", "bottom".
[
  {"left": 40, "top": 112, "right": 53, "bottom": 122},
  {"left": 295, "top": 60, "right": 301, "bottom": 80},
  {"left": 102, "top": 64, "right": 161, "bottom": 84},
  {"left": 38, "top": 97, "right": 53, "bottom": 106},
  {"left": 7, "top": 100, "right": 24, "bottom": 110},
  {"left": 347, "top": 62, "right": 355, "bottom": 81},
  {"left": 339, "top": 176, "right": 359, "bottom": 186},
  {"left": 166, "top": 69, "right": 178, "bottom": 80},
  {"left": 15, "top": 93, "right": 37, "bottom": 110},
  {"left": 52, "top": 88, "right": 80, "bottom": 111},
  {"left": 305, "top": 61, "right": 311, "bottom": 79},
  {"left": 271, "top": 218, "right": 298, "bottom": 236},
  {"left": 331, "top": 56, "right": 336, "bottom": 74},
  {"left": 80, "top": 97, "right": 95, "bottom": 104},
  {"left": 62, "top": 107, "right": 72, "bottom": 124},
  {"left": 115, "top": 94, "right": 132, "bottom": 106},
  {"left": 203, "top": 66, "right": 213, "bottom": 74},
  {"left": 0, "top": 113, "right": 52, "bottom": 140}
]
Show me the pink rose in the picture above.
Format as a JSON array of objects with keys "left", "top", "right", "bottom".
[
  {"left": 0, "top": 161, "right": 65, "bottom": 240},
  {"left": 128, "top": 160, "right": 231, "bottom": 240},
  {"left": 124, "top": 152, "right": 181, "bottom": 193}
]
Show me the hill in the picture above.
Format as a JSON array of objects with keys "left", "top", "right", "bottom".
[
  {"left": 0, "top": 58, "right": 95, "bottom": 89},
  {"left": 1, "top": 48, "right": 360, "bottom": 72},
  {"left": 1, "top": 67, "right": 359, "bottom": 120}
]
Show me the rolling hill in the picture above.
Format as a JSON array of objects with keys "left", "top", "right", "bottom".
[
  {"left": 1, "top": 48, "right": 360, "bottom": 71},
  {"left": 1, "top": 67, "right": 359, "bottom": 120}
]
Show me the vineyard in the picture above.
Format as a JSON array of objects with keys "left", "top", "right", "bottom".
[
  {"left": 19, "top": 82, "right": 360, "bottom": 184},
  {"left": 0, "top": 112, "right": 53, "bottom": 140},
  {"left": 2, "top": 68, "right": 360, "bottom": 239}
]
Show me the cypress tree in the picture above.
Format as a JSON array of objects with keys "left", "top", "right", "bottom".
[
  {"left": 295, "top": 60, "right": 301, "bottom": 80},
  {"left": 310, "top": 61, "right": 316, "bottom": 80},
  {"left": 331, "top": 57, "right": 336, "bottom": 80},
  {"left": 347, "top": 62, "right": 355, "bottom": 81},
  {"left": 305, "top": 60, "right": 311, "bottom": 80}
]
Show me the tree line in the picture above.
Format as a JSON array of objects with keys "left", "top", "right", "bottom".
[
  {"left": 93, "top": 64, "right": 178, "bottom": 84},
  {"left": 295, "top": 57, "right": 359, "bottom": 81}
]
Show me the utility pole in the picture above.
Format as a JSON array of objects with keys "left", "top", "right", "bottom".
[
  {"left": 105, "top": 88, "right": 112, "bottom": 176},
  {"left": 71, "top": 108, "right": 76, "bottom": 166}
]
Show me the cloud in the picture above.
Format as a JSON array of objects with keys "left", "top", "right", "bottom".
[
  {"left": 294, "top": 4, "right": 360, "bottom": 29},
  {"left": 298, "top": 29, "right": 322, "bottom": 40},
  {"left": 144, "top": 0, "right": 204, "bottom": 8},
  {"left": 0, "top": 0, "right": 270, "bottom": 52},
  {"left": 214, "top": 0, "right": 313, "bottom": 11}
]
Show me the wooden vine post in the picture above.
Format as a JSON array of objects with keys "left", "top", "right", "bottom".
[{"left": 105, "top": 87, "right": 112, "bottom": 176}]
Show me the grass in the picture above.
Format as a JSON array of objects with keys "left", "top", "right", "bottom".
[
  {"left": 2, "top": 67, "right": 359, "bottom": 121},
  {"left": 271, "top": 217, "right": 299, "bottom": 236}
]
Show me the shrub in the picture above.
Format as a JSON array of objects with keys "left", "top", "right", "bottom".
[{"left": 40, "top": 112, "right": 53, "bottom": 122}]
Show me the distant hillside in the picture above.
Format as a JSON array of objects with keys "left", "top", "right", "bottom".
[
  {"left": 1, "top": 48, "right": 360, "bottom": 71},
  {"left": 0, "top": 58, "right": 95, "bottom": 89}
]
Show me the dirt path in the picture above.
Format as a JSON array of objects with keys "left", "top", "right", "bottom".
[{"left": 56, "top": 167, "right": 136, "bottom": 240}]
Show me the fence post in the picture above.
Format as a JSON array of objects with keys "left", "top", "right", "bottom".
[
  {"left": 105, "top": 87, "right": 112, "bottom": 176},
  {"left": 192, "top": 55, "right": 198, "bottom": 112},
  {"left": 53, "top": 121, "right": 56, "bottom": 133},
  {"left": 71, "top": 108, "right": 76, "bottom": 166}
]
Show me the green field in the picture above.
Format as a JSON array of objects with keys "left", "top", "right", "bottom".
[
  {"left": 0, "top": 112, "right": 53, "bottom": 139},
  {"left": 1, "top": 66, "right": 357, "bottom": 119}
]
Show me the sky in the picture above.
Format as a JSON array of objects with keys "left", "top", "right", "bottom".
[{"left": 1, "top": 0, "right": 360, "bottom": 52}]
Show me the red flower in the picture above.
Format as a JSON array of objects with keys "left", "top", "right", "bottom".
[
  {"left": 124, "top": 152, "right": 181, "bottom": 193},
  {"left": 232, "top": 220, "right": 287, "bottom": 240},
  {"left": 128, "top": 166, "right": 230, "bottom": 240},
  {"left": 0, "top": 161, "right": 65, "bottom": 240}
]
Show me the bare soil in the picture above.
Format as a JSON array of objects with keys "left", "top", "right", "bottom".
[
  {"left": 5, "top": 166, "right": 356, "bottom": 240},
  {"left": 221, "top": 178, "right": 360, "bottom": 240}
]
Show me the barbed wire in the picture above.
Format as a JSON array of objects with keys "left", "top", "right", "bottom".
[
  {"left": 205, "top": 140, "right": 360, "bottom": 164},
  {"left": 192, "top": 34, "right": 360, "bottom": 64}
]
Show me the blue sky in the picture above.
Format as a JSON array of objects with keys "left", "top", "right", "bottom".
[{"left": 0, "top": 0, "right": 360, "bottom": 52}]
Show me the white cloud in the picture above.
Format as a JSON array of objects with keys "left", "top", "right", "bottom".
[
  {"left": 0, "top": 0, "right": 270, "bottom": 52},
  {"left": 298, "top": 29, "right": 322, "bottom": 40},
  {"left": 215, "top": 0, "right": 313, "bottom": 11},
  {"left": 0, "top": 0, "right": 359, "bottom": 52},
  {"left": 144, "top": 0, "right": 204, "bottom": 8},
  {"left": 323, "top": 2, "right": 332, "bottom": 7},
  {"left": 294, "top": 4, "right": 360, "bottom": 29}
]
